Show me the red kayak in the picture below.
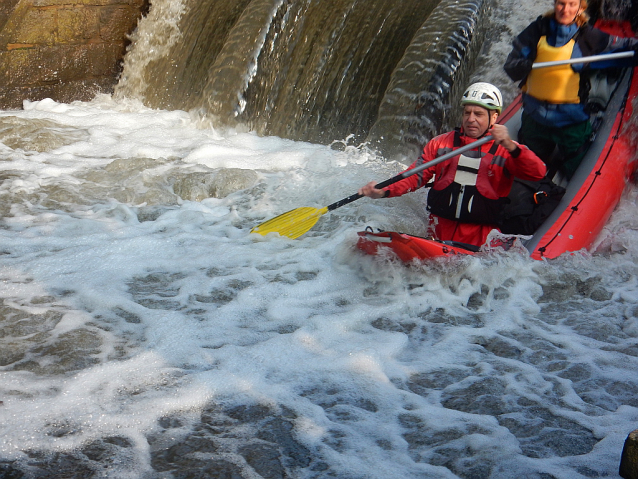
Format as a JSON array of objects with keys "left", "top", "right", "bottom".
[
  {"left": 356, "top": 229, "right": 478, "bottom": 262},
  {"left": 358, "top": 20, "right": 638, "bottom": 263}
]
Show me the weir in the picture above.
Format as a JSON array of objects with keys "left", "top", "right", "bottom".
[
  {"left": 115, "top": 0, "right": 491, "bottom": 157},
  {"left": 367, "top": 0, "right": 489, "bottom": 158}
]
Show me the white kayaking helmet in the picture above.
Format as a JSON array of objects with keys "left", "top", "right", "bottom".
[{"left": 460, "top": 82, "right": 503, "bottom": 113}]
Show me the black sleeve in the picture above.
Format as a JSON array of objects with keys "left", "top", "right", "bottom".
[
  {"left": 578, "top": 25, "right": 638, "bottom": 66},
  {"left": 504, "top": 17, "right": 545, "bottom": 83},
  {"left": 579, "top": 24, "right": 638, "bottom": 55},
  {"left": 504, "top": 41, "right": 534, "bottom": 82},
  {"left": 578, "top": 25, "right": 613, "bottom": 56}
]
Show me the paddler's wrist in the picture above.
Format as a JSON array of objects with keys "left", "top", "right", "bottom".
[{"left": 503, "top": 140, "right": 520, "bottom": 156}]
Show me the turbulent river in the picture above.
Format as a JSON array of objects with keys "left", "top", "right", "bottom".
[{"left": 1, "top": 0, "right": 638, "bottom": 478}]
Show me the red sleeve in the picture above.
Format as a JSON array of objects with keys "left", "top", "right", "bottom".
[
  {"left": 383, "top": 136, "right": 442, "bottom": 198},
  {"left": 505, "top": 144, "right": 546, "bottom": 181}
]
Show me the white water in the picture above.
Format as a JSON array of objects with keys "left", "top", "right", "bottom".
[
  {"left": 2, "top": 1, "right": 638, "bottom": 478},
  {"left": 1, "top": 93, "right": 638, "bottom": 478}
]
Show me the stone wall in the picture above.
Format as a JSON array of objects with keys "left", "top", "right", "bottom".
[
  {"left": 0, "top": 0, "right": 149, "bottom": 110},
  {"left": 621, "top": 429, "right": 638, "bottom": 479}
]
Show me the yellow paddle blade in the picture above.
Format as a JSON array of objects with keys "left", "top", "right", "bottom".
[{"left": 251, "top": 206, "right": 329, "bottom": 239}]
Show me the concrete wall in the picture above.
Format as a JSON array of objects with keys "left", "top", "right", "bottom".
[{"left": 0, "top": 0, "right": 149, "bottom": 110}]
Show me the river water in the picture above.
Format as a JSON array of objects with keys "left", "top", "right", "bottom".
[{"left": 1, "top": 0, "right": 638, "bottom": 478}]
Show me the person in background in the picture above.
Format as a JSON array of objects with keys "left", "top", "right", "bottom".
[
  {"left": 504, "top": 0, "right": 638, "bottom": 178},
  {"left": 358, "top": 82, "right": 546, "bottom": 248}
]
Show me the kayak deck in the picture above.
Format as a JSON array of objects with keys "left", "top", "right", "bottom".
[{"left": 356, "top": 229, "right": 478, "bottom": 262}]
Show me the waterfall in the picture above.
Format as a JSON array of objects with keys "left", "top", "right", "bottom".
[
  {"left": 366, "top": 0, "right": 489, "bottom": 158},
  {"left": 116, "top": 0, "right": 492, "bottom": 157}
]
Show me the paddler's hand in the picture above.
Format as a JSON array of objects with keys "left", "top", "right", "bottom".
[
  {"left": 358, "top": 181, "right": 387, "bottom": 199},
  {"left": 490, "top": 124, "right": 518, "bottom": 153}
]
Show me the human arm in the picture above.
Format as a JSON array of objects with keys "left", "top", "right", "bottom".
[
  {"left": 358, "top": 181, "right": 387, "bottom": 199},
  {"left": 504, "top": 17, "right": 544, "bottom": 83},
  {"left": 358, "top": 135, "right": 447, "bottom": 199},
  {"left": 577, "top": 25, "right": 638, "bottom": 68},
  {"left": 382, "top": 136, "right": 447, "bottom": 198},
  {"left": 490, "top": 124, "right": 546, "bottom": 180},
  {"left": 503, "top": 141, "right": 547, "bottom": 181},
  {"left": 358, "top": 160, "right": 436, "bottom": 199},
  {"left": 489, "top": 124, "right": 519, "bottom": 155}
]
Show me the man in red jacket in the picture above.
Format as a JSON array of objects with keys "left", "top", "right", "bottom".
[{"left": 358, "top": 82, "right": 547, "bottom": 247}]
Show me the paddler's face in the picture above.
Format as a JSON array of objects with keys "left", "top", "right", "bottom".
[
  {"left": 554, "top": 0, "right": 583, "bottom": 25},
  {"left": 461, "top": 105, "right": 497, "bottom": 139}
]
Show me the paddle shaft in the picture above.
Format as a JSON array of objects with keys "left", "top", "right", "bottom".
[
  {"left": 326, "top": 135, "right": 493, "bottom": 212},
  {"left": 532, "top": 50, "right": 634, "bottom": 69}
]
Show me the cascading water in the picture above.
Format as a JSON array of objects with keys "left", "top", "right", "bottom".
[
  {"left": 366, "top": 0, "right": 489, "bottom": 157},
  {"left": 116, "top": 0, "right": 489, "bottom": 157}
]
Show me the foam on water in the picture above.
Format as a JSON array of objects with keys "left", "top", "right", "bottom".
[
  {"left": 2, "top": 0, "right": 638, "bottom": 475},
  {"left": 1, "top": 93, "right": 638, "bottom": 478}
]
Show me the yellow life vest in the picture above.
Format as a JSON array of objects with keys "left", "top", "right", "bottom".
[{"left": 523, "top": 36, "right": 581, "bottom": 104}]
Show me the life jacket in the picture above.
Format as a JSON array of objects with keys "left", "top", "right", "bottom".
[
  {"left": 427, "top": 130, "right": 509, "bottom": 225},
  {"left": 523, "top": 36, "right": 581, "bottom": 104}
]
